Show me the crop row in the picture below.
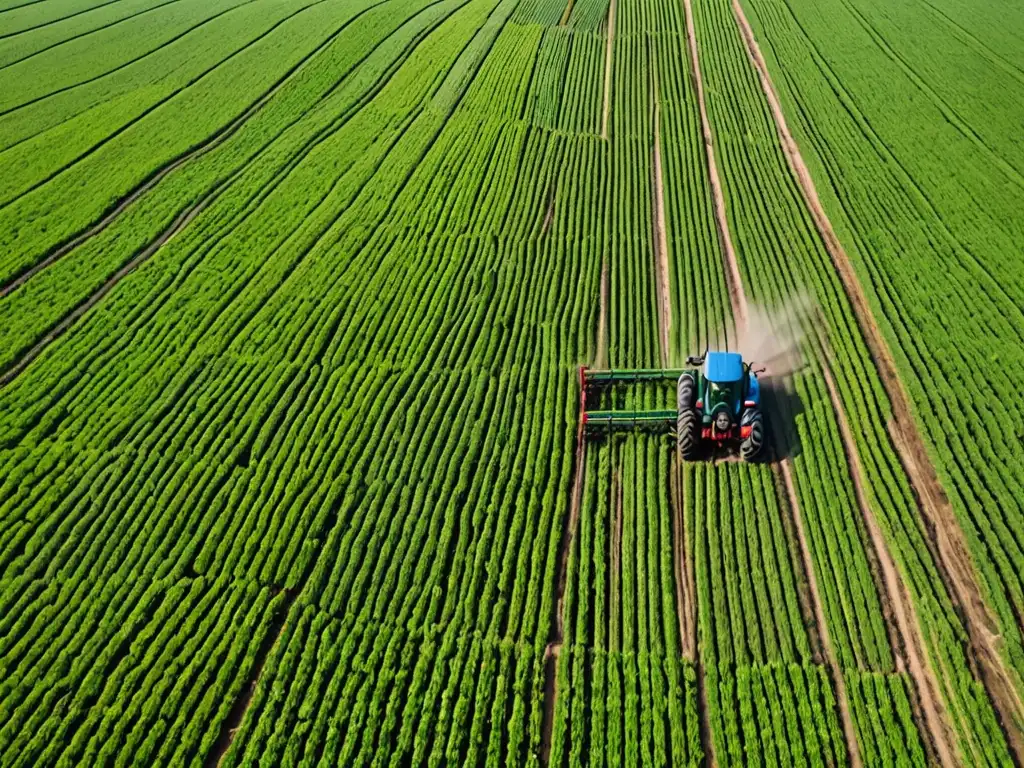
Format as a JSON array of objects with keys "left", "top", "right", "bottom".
[
  {"left": 741, "top": 0, "right": 1024, "bottom": 705},
  {"left": 0, "top": 572, "right": 283, "bottom": 767},
  {"left": 221, "top": 604, "right": 541, "bottom": 765},
  {"left": 691, "top": 0, "right": 1013, "bottom": 760},
  {"left": 0, "top": 0, "right": 623, "bottom": 762}
]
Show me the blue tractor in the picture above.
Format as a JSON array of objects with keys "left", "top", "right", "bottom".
[
  {"left": 676, "top": 351, "right": 764, "bottom": 460},
  {"left": 581, "top": 351, "right": 766, "bottom": 461}
]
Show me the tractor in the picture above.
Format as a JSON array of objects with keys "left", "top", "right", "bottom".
[{"left": 580, "top": 351, "right": 765, "bottom": 460}]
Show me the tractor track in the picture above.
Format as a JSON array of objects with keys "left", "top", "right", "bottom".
[
  {"left": 679, "top": 0, "right": 745, "bottom": 332},
  {"left": 732, "top": 0, "right": 1024, "bottom": 758},
  {"left": 600, "top": 0, "right": 615, "bottom": 140},
  {"left": 557, "top": 0, "right": 574, "bottom": 25},
  {"left": 539, "top": 642, "right": 561, "bottom": 765},
  {"left": 818, "top": 349, "right": 957, "bottom": 767},
  {"left": 776, "top": 460, "right": 863, "bottom": 767},
  {"left": 541, "top": 182, "right": 555, "bottom": 237},
  {"left": 670, "top": 454, "right": 695, "bottom": 659},
  {"left": 541, "top": 245, "right": 608, "bottom": 762},
  {"left": 203, "top": 590, "right": 296, "bottom": 768},
  {"left": 680, "top": 0, "right": 863, "bottom": 760},
  {"left": 651, "top": 89, "right": 672, "bottom": 367},
  {"left": 672, "top": 455, "right": 717, "bottom": 767}
]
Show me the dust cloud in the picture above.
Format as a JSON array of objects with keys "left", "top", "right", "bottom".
[{"left": 735, "top": 293, "right": 816, "bottom": 377}]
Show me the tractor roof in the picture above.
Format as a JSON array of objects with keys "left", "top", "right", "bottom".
[{"left": 704, "top": 351, "right": 743, "bottom": 383}]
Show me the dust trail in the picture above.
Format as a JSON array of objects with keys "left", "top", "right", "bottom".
[{"left": 734, "top": 294, "right": 813, "bottom": 376}]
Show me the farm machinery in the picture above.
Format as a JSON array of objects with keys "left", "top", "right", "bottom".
[{"left": 580, "top": 351, "right": 765, "bottom": 460}]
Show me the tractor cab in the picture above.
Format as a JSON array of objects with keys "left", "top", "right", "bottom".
[{"left": 702, "top": 352, "right": 745, "bottom": 417}]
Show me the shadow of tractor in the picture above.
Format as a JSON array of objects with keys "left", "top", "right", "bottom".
[{"left": 760, "top": 374, "right": 805, "bottom": 464}]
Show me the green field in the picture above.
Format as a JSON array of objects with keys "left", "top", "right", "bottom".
[{"left": 1, "top": 0, "right": 1023, "bottom": 763}]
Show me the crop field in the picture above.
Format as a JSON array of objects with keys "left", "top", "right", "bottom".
[{"left": 1, "top": 0, "right": 1023, "bottom": 764}]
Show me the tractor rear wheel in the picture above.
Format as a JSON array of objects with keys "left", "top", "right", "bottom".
[
  {"left": 677, "top": 374, "right": 695, "bottom": 409},
  {"left": 740, "top": 409, "right": 764, "bottom": 461},
  {"left": 677, "top": 408, "right": 700, "bottom": 459}
]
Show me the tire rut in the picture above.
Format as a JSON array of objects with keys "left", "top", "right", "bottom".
[
  {"left": 600, "top": 0, "right": 615, "bottom": 140},
  {"left": 776, "top": 460, "right": 863, "bottom": 767},
  {"left": 651, "top": 88, "right": 671, "bottom": 367},
  {"left": 818, "top": 348, "right": 957, "bottom": 767},
  {"left": 541, "top": 242, "right": 607, "bottom": 762}
]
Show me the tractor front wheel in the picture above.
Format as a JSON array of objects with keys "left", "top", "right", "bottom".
[
  {"left": 740, "top": 408, "right": 764, "bottom": 461},
  {"left": 678, "top": 409, "right": 700, "bottom": 459}
]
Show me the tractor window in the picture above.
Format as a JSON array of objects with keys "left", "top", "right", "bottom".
[
  {"left": 709, "top": 382, "right": 737, "bottom": 399},
  {"left": 708, "top": 382, "right": 741, "bottom": 405}
]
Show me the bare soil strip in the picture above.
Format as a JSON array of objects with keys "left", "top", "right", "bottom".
[
  {"left": 539, "top": 645, "right": 561, "bottom": 764},
  {"left": 818, "top": 355, "right": 957, "bottom": 767},
  {"left": 679, "top": 0, "right": 746, "bottom": 330},
  {"left": 595, "top": 256, "right": 608, "bottom": 367},
  {"left": 777, "top": 461, "right": 864, "bottom": 768},
  {"left": 204, "top": 592, "right": 296, "bottom": 768},
  {"left": 670, "top": 454, "right": 695, "bottom": 659},
  {"left": 542, "top": 188, "right": 556, "bottom": 237},
  {"left": 540, "top": 387, "right": 586, "bottom": 765},
  {"left": 732, "top": 0, "right": 1024, "bottom": 754},
  {"left": 553, "top": 438, "right": 587, "bottom": 649},
  {"left": 541, "top": 251, "right": 611, "bottom": 761},
  {"left": 558, "top": 0, "right": 575, "bottom": 25},
  {"left": 680, "top": 0, "right": 862, "bottom": 758},
  {"left": 652, "top": 96, "right": 672, "bottom": 366},
  {"left": 600, "top": 0, "right": 616, "bottom": 140}
]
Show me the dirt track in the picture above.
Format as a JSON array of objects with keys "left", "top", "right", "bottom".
[
  {"left": 670, "top": 455, "right": 696, "bottom": 660},
  {"left": 778, "top": 461, "right": 863, "bottom": 767},
  {"left": 552, "top": 435, "right": 586, "bottom": 647},
  {"left": 542, "top": 184, "right": 555, "bottom": 237},
  {"left": 539, "top": 645, "right": 561, "bottom": 764},
  {"left": 652, "top": 97, "right": 672, "bottom": 366},
  {"left": 558, "top": 0, "right": 575, "bottom": 25},
  {"left": 541, "top": 247, "right": 611, "bottom": 760},
  {"left": 679, "top": 0, "right": 746, "bottom": 331},
  {"left": 204, "top": 592, "right": 295, "bottom": 767},
  {"left": 731, "top": 0, "right": 1024, "bottom": 756},
  {"left": 600, "top": 0, "right": 616, "bottom": 140},
  {"left": 819, "top": 355, "right": 957, "bottom": 767}
]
